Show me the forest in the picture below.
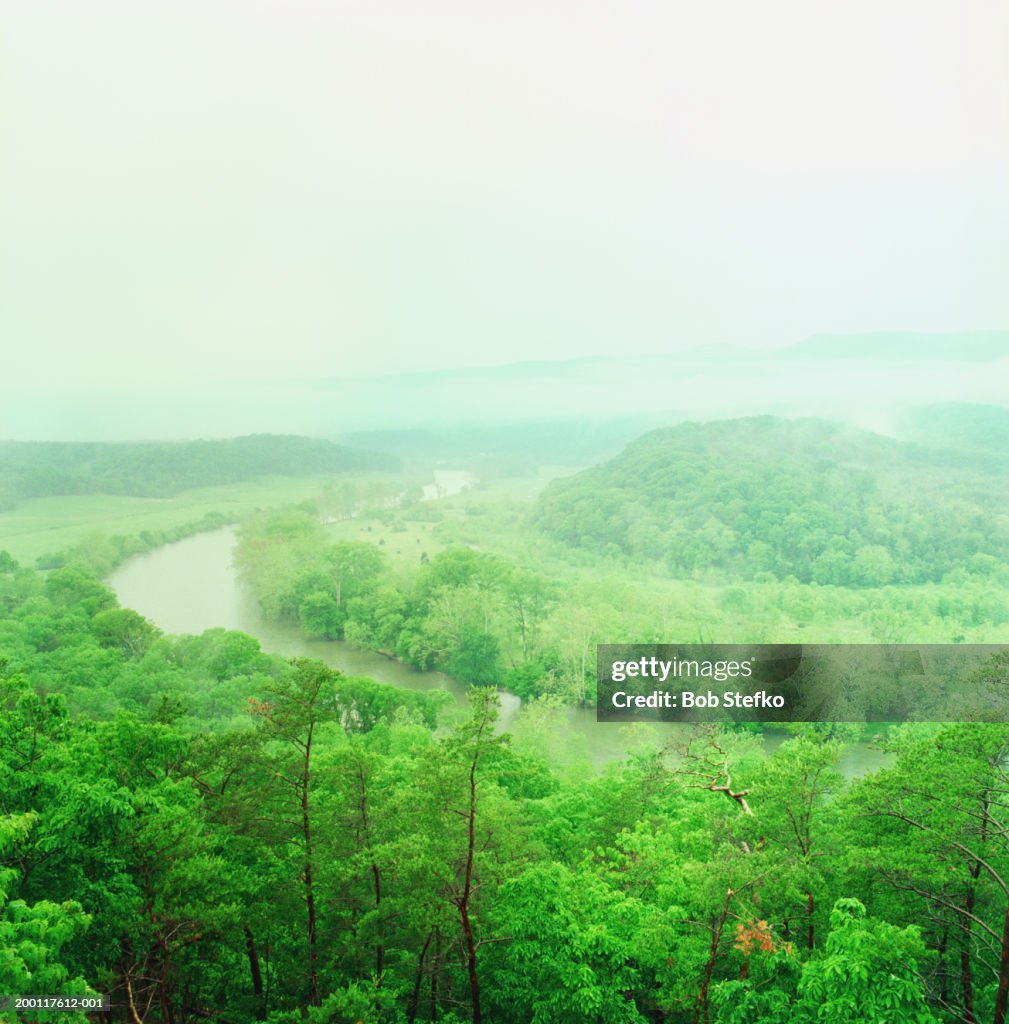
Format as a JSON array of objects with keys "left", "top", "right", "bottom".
[
  {"left": 535, "top": 418, "right": 1009, "bottom": 585},
  {"left": 0, "top": 436, "right": 397, "bottom": 511},
  {"left": 1, "top": 410, "right": 1009, "bottom": 1023},
  {"left": 3, "top": 555, "right": 1009, "bottom": 1023},
  {"left": 226, "top": 416, "right": 1009, "bottom": 707}
]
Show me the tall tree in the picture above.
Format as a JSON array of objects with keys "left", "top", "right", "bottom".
[{"left": 246, "top": 658, "right": 343, "bottom": 1007}]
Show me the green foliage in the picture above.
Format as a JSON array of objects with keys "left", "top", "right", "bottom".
[
  {"left": 795, "top": 899, "right": 938, "bottom": 1023},
  {"left": 237, "top": 508, "right": 561, "bottom": 694},
  {"left": 0, "top": 578, "right": 988, "bottom": 1022},
  {"left": 91, "top": 607, "right": 159, "bottom": 658},
  {"left": 298, "top": 590, "right": 343, "bottom": 638},
  {"left": 0, "top": 814, "right": 94, "bottom": 1023},
  {"left": 448, "top": 628, "right": 502, "bottom": 685},
  {"left": 35, "top": 512, "right": 235, "bottom": 574},
  {"left": 44, "top": 567, "right": 116, "bottom": 615},
  {"left": 0, "top": 435, "right": 398, "bottom": 510},
  {"left": 485, "top": 863, "right": 647, "bottom": 1023},
  {"left": 715, "top": 898, "right": 939, "bottom": 1024},
  {"left": 712, "top": 954, "right": 799, "bottom": 1024},
  {"left": 535, "top": 417, "right": 1009, "bottom": 585}
]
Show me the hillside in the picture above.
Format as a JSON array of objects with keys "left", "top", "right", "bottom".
[
  {"left": 535, "top": 416, "right": 1009, "bottom": 585},
  {"left": 0, "top": 434, "right": 398, "bottom": 510},
  {"left": 898, "top": 402, "right": 1009, "bottom": 453}
]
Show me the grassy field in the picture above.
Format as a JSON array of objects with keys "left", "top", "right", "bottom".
[
  {"left": 0, "top": 474, "right": 370, "bottom": 566},
  {"left": 322, "top": 473, "right": 560, "bottom": 568}
]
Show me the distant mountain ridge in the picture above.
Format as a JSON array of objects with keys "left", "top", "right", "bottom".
[
  {"left": 339, "top": 417, "right": 664, "bottom": 469},
  {"left": 784, "top": 331, "right": 1008, "bottom": 362},
  {"left": 316, "top": 331, "right": 1009, "bottom": 388},
  {"left": 295, "top": 332, "right": 1008, "bottom": 434},
  {"left": 7, "top": 331, "right": 1002, "bottom": 441}
]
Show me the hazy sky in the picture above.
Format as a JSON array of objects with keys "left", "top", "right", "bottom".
[{"left": 3, "top": 0, "right": 1007, "bottom": 399}]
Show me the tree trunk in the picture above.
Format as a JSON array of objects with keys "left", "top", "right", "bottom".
[
  {"left": 694, "top": 889, "right": 732, "bottom": 1024},
  {"left": 356, "top": 759, "right": 384, "bottom": 985},
  {"left": 961, "top": 929, "right": 975, "bottom": 1022},
  {"left": 431, "top": 927, "right": 441, "bottom": 1022},
  {"left": 938, "top": 927, "right": 948, "bottom": 1008},
  {"left": 302, "top": 726, "right": 320, "bottom": 1006},
  {"left": 244, "top": 925, "right": 265, "bottom": 1020},
  {"left": 124, "top": 970, "right": 144, "bottom": 1024},
  {"left": 963, "top": 871, "right": 978, "bottom": 1021},
  {"left": 372, "top": 858, "right": 384, "bottom": 982},
  {"left": 407, "top": 929, "right": 434, "bottom": 1024},
  {"left": 994, "top": 902, "right": 1009, "bottom": 1024},
  {"left": 461, "top": 756, "right": 482, "bottom": 1024}
]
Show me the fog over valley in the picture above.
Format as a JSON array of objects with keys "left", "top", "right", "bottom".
[
  {"left": 3, "top": 2, "right": 1006, "bottom": 445},
  {"left": 4, "top": 332, "right": 1007, "bottom": 443}
]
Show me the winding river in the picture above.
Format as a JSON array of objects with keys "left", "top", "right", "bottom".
[{"left": 108, "top": 528, "right": 890, "bottom": 776}]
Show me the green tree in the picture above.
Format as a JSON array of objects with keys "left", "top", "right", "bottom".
[
  {"left": 485, "top": 863, "right": 647, "bottom": 1024},
  {"left": 750, "top": 735, "right": 844, "bottom": 951},
  {"left": 794, "top": 898, "right": 938, "bottom": 1023},
  {"left": 299, "top": 590, "right": 343, "bottom": 638},
  {"left": 0, "top": 813, "right": 94, "bottom": 1024},
  {"left": 448, "top": 628, "right": 502, "bottom": 686},
  {"left": 851, "top": 722, "right": 1009, "bottom": 1023},
  {"left": 322, "top": 541, "right": 385, "bottom": 609},
  {"left": 246, "top": 659, "right": 341, "bottom": 1007},
  {"left": 91, "top": 607, "right": 159, "bottom": 658}
]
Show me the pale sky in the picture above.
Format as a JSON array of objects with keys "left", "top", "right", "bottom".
[{"left": 2, "top": 0, "right": 1007, "bottom": 400}]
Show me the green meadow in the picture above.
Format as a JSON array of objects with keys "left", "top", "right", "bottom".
[{"left": 0, "top": 475, "right": 360, "bottom": 566}]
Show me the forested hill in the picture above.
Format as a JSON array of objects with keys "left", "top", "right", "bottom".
[
  {"left": 899, "top": 403, "right": 1009, "bottom": 454},
  {"left": 0, "top": 434, "right": 398, "bottom": 509},
  {"left": 535, "top": 416, "right": 1009, "bottom": 585}
]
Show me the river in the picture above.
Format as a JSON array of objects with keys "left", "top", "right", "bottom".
[{"left": 107, "top": 528, "right": 891, "bottom": 776}]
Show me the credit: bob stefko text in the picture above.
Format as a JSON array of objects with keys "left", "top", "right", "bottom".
[{"left": 596, "top": 644, "right": 1009, "bottom": 723}]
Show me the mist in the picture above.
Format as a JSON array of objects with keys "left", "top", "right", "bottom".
[{"left": 2, "top": 0, "right": 1006, "bottom": 443}]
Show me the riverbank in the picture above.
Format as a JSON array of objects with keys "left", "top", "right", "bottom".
[
  {"left": 0, "top": 474, "right": 348, "bottom": 567},
  {"left": 108, "top": 527, "right": 893, "bottom": 775}
]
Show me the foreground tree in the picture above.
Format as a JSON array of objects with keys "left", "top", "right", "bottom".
[
  {"left": 853, "top": 722, "right": 1009, "bottom": 1022},
  {"left": 795, "top": 898, "right": 938, "bottom": 1024},
  {"left": 246, "top": 658, "right": 341, "bottom": 1008},
  {"left": 0, "top": 813, "right": 95, "bottom": 1024},
  {"left": 714, "top": 899, "right": 937, "bottom": 1024},
  {"left": 485, "top": 862, "right": 647, "bottom": 1024}
]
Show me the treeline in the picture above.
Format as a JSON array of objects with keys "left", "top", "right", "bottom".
[
  {"left": 339, "top": 417, "right": 652, "bottom": 472},
  {"left": 2, "top": 562, "right": 1009, "bottom": 1021},
  {"left": 35, "top": 511, "right": 234, "bottom": 573},
  {"left": 535, "top": 417, "right": 1009, "bottom": 585},
  {"left": 0, "top": 434, "right": 399, "bottom": 510}
]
